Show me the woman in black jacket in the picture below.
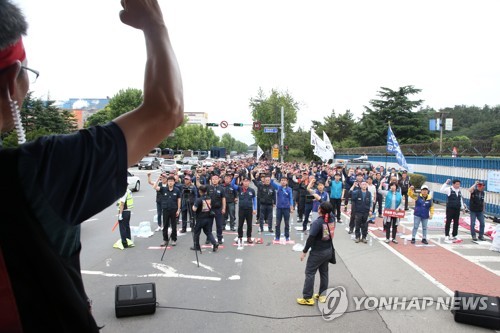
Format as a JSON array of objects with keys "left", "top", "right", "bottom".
[{"left": 297, "top": 201, "right": 335, "bottom": 305}]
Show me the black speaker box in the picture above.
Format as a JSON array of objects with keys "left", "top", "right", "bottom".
[
  {"left": 451, "top": 290, "right": 500, "bottom": 330},
  {"left": 115, "top": 283, "right": 156, "bottom": 318}
]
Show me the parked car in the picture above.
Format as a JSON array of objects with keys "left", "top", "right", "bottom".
[
  {"left": 138, "top": 157, "right": 161, "bottom": 170},
  {"left": 202, "top": 158, "right": 214, "bottom": 167},
  {"left": 182, "top": 156, "right": 199, "bottom": 165},
  {"left": 162, "top": 164, "right": 178, "bottom": 174},
  {"left": 178, "top": 164, "right": 195, "bottom": 175},
  {"left": 344, "top": 158, "right": 373, "bottom": 172},
  {"left": 162, "top": 159, "right": 176, "bottom": 166},
  {"left": 127, "top": 171, "right": 140, "bottom": 192}
]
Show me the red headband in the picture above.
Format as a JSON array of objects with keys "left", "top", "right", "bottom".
[{"left": 0, "top": 38, "right": 26, "bottom": 70}]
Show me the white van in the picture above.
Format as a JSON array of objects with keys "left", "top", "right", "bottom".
[{"left": 148, "top": 148, "right": 161, "bottom": 157}]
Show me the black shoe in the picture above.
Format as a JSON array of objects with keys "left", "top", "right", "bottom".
[
  {"left": 422, "top": 239, "right": 428, "bottom": 244},
  {"left": 268, "top": 229, "right": 274, "bottom": 233},
  {"left": 180, "top": 229, "right": 187, "bottom": 233},
  {"left": 122, "top": 242, "right": 129, "bottom": 248},
  {"left": 411, "top": 238, "right": 416, "bottom": 244},
  {"left": 478, "top": 236, "right": 485, "bottom": 241},
  {"left": 213, "top": 243, "right": 219, "bottom": 252},
  {"left": 230, "top": 228, "right": 236, "bottom": 232},
  {"left": 190, "top": 246, "right": 201, "bottom": 251},
  {"left": 348, "top": 230, "right": 353, "bottom": 234},
  {"left": 205, "top": 239, "right": 210, "bottom": 245}
]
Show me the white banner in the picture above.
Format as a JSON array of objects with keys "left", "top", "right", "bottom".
[
  {"left": 257, "top": 145, "right": 264, "bottom": 160},
  {"left": 323, "top": 131, "right": 335, "bottom": 159},
  {"left": 310, "top": 129, "right": 322, "bottom": 146}
]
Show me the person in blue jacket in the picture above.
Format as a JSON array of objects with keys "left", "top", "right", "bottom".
[
  {"left": 231, "top": 175, "right": 257, "bottom": 243},
  {"left": 271, "top": 175, "right": 294, "bottom": 241}
]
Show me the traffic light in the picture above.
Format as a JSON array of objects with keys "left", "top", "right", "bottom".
[
  {"left": 206, "top": 123, "right": 219, "bottom": 127},
  {"left": 233, "top": 123, "right": 244, "bottom": 127},
  {"left": 284, "top": 145, "right": 289, "bottom": 151}
]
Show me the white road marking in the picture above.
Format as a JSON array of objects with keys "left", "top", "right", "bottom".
[
  {"left": 228, "top": 275, "right": 241, "bottom": 280},
  {"left": 82, "top": 270, "right": 127, "bottom": 277},
  {"left": 84, "top": 218, "right": 98, "bottom": 222},
  {"left": 141, "top": 263, "right": 221, "bottom": 281},
  {"left": 82, "top": 263, "right": 221, "bottom": 282}
]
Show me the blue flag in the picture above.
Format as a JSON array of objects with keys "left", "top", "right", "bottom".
[{"left": 387, "top": 125, "right": 411, "bottom": 171}]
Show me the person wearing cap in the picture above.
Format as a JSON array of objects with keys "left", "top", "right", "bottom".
[
  {"left": 307, "top": 179, "right": 330, "bottom": 224},
  {"left": 468, "top": 180, "right": 486, "bottom": 241},
  {"left": 408, "top": 184, "right": 434, "bottom": 244},
  {"left": 115, "top": 187, "right": 135, "bottom": 249},
  {"left": 296, "top": 170, "right": 311, "bottom": 223},
  {"left": 222, "top": 173, "right": 238, "bottom": 231},
  {"left": 351, "top": 180, "right": 373, "bottom": 243},
  {"left": 231, "top": 175, "right": 257, "bottom": 244},
  {"left": 155, "top": 175, "right": 181, "bottom": 246},
  {"left": 180, "top": 175, "right": 198, "bottom": 233},
  {"left": 347, "top": 172, "right": 365, "bottom": 234},
  {"left": 270, "top": 174, "right": 294, "bottom": 242},
  {"left": 441, "top": 179, "right": 466, "bottom": 241},
  {"left": 0, "top": 0, "right": 183, "bottom": 331}
]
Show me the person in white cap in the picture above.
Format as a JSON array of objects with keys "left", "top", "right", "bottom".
[{"left": 408, "top": 184, "right": 434, "bottom": 244}]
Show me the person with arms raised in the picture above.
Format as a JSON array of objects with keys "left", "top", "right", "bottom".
[{"left": 0, "top": 0, "right": 183, "bottom": 331}]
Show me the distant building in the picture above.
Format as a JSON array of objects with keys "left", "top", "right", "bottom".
[
  {"left": 58, "top": 98, "right": 110, "bottom": 129},
  {"left": 185, "top": 112, "right": 208, "bottom": 126}
]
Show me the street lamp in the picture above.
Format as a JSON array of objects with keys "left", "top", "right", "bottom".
[{"left": 252, "top": 99, "right": 285, "bottom": 163}]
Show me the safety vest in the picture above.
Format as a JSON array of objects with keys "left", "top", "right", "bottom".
[{"left": 118, "top": 190, "right": 134, "bottom": 210}]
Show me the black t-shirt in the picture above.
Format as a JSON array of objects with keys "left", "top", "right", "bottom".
[
  {"left": 1, "top": 122, "right": 127, "bottom": 331},
  {"left": 17, "top": 122, "right": 128, "bottom": 257}
]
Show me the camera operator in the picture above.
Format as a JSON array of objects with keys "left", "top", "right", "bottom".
[{"left": 180, "top": 175, "right": 198, "bottom": 233}]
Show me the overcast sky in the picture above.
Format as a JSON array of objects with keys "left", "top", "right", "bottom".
[{"left": 15, "top": 0, "right": 500, "bottom": 145}]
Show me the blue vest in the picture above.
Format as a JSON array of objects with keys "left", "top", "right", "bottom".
[
  {"left": 384, "top": 191, "right": 402, "bottom": 209},
  {"left": 414, "top": 195, "right": 432, "bottom": 219}
]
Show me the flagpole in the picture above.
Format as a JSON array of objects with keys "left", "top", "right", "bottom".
[{"left": 385, "top": 122, "right": 389, "bottom": 173}]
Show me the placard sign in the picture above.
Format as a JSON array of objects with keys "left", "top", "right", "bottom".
[
  {"left": 383, "top": 209, "right": 406, "bottom": 218},
  {"left": 487, "top": 170, "right": 500, "bottom": 193}
]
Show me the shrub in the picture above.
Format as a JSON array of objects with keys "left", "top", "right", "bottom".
[{"left": 409, "top": 173, "right": 427, "bottom": 189}]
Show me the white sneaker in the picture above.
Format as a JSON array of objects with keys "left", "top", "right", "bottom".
[
  {"left": 161, "top": 227, "right": 164, "bottom": 231},
  {"left": 155, "top": 226, "right": 161, "bottom": 232},
  {"left": 451, "top": 236, "right": 457, "bottom": 241},
  {"left": 445, "top": 236, "right": 450, "bottom": 241}
]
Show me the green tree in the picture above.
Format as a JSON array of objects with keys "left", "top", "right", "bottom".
[
  {"left": 311, "top": 109, "right": 358, "bottom": 148},
  {"left": 357, "top": 86, "right": 431, "bottom": 146},
  {"left": 85, "top": 88, "right": 143, "bottom": 127},
  {"left": 250, "top": 89, "right": 298, "bottom": 151}
]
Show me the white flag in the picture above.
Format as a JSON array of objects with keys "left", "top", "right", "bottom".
[
  {"left": 257, "top": 145, "right": 264, "bottom": 160},
  {"left": 310, "top": 129, "right": 321, "bottom": 146},
  {"left": 323, "top": 131, "right": 335, "bottom": 158}
]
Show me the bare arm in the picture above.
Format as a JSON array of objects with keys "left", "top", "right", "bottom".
[{"left": 114, "top": 0, "right": 184, "bottom": 166}]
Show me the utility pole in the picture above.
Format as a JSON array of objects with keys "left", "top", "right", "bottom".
[
  {"left": 280, "top": 106, "right": 284, "bottom": 163},
  {"left": 438, "top": 112, "right": 447, "bottom": 156}
]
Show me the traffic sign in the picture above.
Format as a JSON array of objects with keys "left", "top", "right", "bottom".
[
  {"left": 272, "top": 148, "right": 279, "bottom": 159},
  {"left": 264, "top": 127, "right": 278, "bottom": 133},
  {"left": 220, "top": 121, "right": 228, "bottom": 128},
  {"left": 253, "top": 121, "right": 262, "bottom": 130}
]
